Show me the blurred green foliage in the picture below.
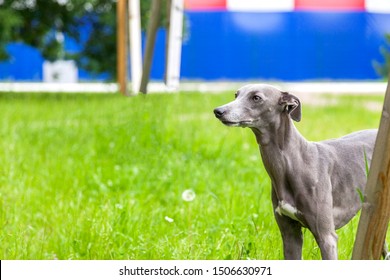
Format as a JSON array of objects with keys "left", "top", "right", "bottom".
[
  {"left": 0, "top": 0, "right": 169, "bottom": 79},
  {"left": 373, "top": 34, "right": 390, "bottom": 79}
]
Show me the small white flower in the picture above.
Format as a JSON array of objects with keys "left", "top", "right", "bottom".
[
  {"left": 132, "top": 166, "right": 140, "bottom": 175},
  {"left": 165, "top": 216, "right": 174, "bottom": 223},
  {"left": 182, "top": 189, "right": 196, "bottom": 202},
  {"left": 243, "top": 143, "right": 250, "bottom": 150},
  {"left": 249, "top": 155, "right": 258, "bottom": 162}
]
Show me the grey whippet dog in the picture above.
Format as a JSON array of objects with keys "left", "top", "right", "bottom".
[{"left": 213, "top": 84, "right": 382, "bottom": 260}]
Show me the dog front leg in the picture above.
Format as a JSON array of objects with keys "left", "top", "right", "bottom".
[
  {"left": 274, "top": 213, "right": 303, "bottom": 259},
  {"left": 314, "top": 231, "right": 338, "bottom": 260}
]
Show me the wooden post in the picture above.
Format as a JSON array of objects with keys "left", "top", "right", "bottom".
[
  {"left": 117, "top": 0, "right": 128, "bottom": 95},
  {"left": 352, "top": 78, "right": 390, "bottom": 259},
  {"left": 139, "top": 0, "right": 162, "bottom": 94}
]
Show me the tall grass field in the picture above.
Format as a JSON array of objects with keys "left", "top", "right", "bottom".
[{"left": 0, "top": 91, "right": 388, "bottom": 260}]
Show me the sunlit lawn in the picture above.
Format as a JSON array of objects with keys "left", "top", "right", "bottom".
[{"left": 0, "top": 91, "right": 387, "bottom": 259}]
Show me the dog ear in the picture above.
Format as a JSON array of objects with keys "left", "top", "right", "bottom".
[{"left": 279, "top": 92, "right": 301, "bottom": 122}]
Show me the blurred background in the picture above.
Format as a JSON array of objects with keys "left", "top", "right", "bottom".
[{"left": 0, "top": 0, "right": 390, "bottom": 83}]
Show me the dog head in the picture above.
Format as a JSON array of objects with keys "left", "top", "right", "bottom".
[{"left": 213, "top": 84, "right": 301, "bottom": 129}]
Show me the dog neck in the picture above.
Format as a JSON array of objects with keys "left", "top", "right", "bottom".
[
  {"left": 250, "top": 113, "right": 305, "bottom": 150},
  {"left": 250, "top": 114, "right": 309, "bottom": 201}
]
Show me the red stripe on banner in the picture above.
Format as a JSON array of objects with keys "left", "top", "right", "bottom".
[
  {"left": 184, "top": 0, "right": 226, "bottom": 10},
  {"left": 295, "top": 0, "right": 365, "bottom": 10}
]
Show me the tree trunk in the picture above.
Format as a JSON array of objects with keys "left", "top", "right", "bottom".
[
  {"left": 139, "top": 0, "right": 162, "bottom": 94},
  {"left": 352, "top": 77, "right": 390, "bottom": 259}
]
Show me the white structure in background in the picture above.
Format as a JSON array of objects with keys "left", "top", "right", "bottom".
[
  {"left": 42, "top": 60, "right": 78, "bottom": 83},
  {"left": 365, "top": 0, "right": 390, "bottom": 13},
  {"left": 165, "top": 0, "right": 184, "bottom": 91},
  {"left": 128, "top": 0, "right": 142, "bottom": 93}
]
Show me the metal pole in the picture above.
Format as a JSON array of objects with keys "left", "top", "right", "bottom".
[
  {"left": 164, "top": 0, "right": 172, "bottom": 85},
  {"left": 128, "top": 0, "right": 142, "bottom": 94},
  {"left": 165, "top": 0, "right": 184, "bottom": 91}
]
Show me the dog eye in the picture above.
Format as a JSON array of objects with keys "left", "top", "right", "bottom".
[{"left": 252, "top": 95, "right": 262, "bottom": 102}]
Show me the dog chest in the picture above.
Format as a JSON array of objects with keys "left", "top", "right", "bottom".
[{"left": 275, "top": 200, "right": 304, "bottom": 225}]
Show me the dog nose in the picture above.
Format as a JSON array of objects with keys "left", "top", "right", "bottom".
[{"left": 214, "top": 107, "right": 225, "bottom": 118}]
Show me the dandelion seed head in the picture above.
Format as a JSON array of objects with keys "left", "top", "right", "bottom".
[{"left": 182, "top": 189, "right": 196, "bottom": 202}]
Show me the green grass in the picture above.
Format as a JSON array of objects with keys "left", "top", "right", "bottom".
[{"left": 0, "top": 91, "right": 388, "bottom": 260}]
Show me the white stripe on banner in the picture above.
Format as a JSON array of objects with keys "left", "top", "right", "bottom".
[
  {"left": 227, "top": 0, "right": 294, "bottom": 12},
  {"left": 366, "top": 0, "right": 390, "bottom": 13}
]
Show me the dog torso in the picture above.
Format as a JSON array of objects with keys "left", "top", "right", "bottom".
[
  {"left": 317, "top": 129, "right": 377, "bottom": 228},
  {"left": 254, "top": 116, "right": 377, "bottom": 230}
]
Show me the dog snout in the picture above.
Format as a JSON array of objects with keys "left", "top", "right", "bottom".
[{"left": 214, "top": 107, "right": 225, "bottom": 119}]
